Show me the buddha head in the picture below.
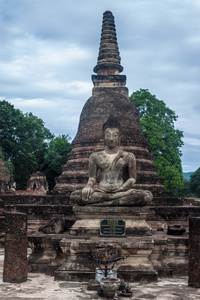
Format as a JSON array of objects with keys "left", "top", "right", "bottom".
[{"left": 103, "top": 109, "right": 121, "bottom": 148}]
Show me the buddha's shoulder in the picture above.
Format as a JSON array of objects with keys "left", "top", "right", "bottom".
[
  {"left": 121, "top": 150, "right": 136, "bottom": 160},
  {"left": 89, "top": 150, "right": 105, "bottom": 160}
]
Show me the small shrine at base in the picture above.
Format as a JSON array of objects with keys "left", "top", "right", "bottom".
[{"left": 26, "top": 171, "right": 48, "bottom": 194}]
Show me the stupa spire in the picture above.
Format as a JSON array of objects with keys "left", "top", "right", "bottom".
[{"left": 93, "top": 11, "right": 123, "bottom": 75}]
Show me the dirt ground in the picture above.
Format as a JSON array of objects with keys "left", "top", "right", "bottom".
[{"left": 1, "top": 248, "right": 200, "bottom": 300}]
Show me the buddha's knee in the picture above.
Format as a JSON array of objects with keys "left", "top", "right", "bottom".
[
  {"left": 70, "top": 190, "right": 84, "bottom": 205},
  {"left": 143, "top": 190, "right": 153, "bottom": 205}
]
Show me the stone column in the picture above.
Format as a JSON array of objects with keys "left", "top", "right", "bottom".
[
  {"left": 188, "top": 217, "right": 200, "bottom": 287},
  {"left": 3, "top": 212, "right": 28, "bottom": 283}
]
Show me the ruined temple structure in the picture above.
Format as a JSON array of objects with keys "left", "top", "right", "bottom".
[
  {"left": 0, "top": 10, "right": 187, "bottom": 237},
  {"left": 26, "top": 171, "right": 48, "bottom": 195},
  {"left": 10, "top": 10, "right": 200, "bottom": 281},
  {"left": 54, "top": 11, "right": 170, "bottom": 204}
]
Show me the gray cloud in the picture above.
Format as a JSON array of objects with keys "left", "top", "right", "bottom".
[{"left": 0, "top": 0, "right": 200, "bottom": 172}]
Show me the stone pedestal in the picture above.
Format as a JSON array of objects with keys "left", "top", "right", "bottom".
[
  {"left": 70, "top": 206, "right": 152, "bottom": 236},
  {"left": 3, "top": 212, "right": 28, "bottom": 283},
  {"left": 55, "top": 236, "right": 157, "bottom": 282},
  {"left": 53, "top": 205, "right": 157, "bottom": 282},
  {"left": 188, "top": 217, "right": 200, "bottom": 287}
]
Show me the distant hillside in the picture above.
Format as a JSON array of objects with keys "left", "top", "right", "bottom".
[{"left": 183, "top": 172, "right": 194, "bottom": 180}]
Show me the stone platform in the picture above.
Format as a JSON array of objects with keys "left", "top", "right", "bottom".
[
  {"left": 56, "top": 235, "right": 156, "bottom": 282},
  {"left": 28, "top": 231, "right": 188, "bottom": 282},
  {"left": 28, "top": 233, "right": 157, "bottom": 282},
  {"left": 0, "top": 246, "right": 199, "bottom": 300},
  {"left": 27, "top": 204, "right": 189, "bottom": 282}
]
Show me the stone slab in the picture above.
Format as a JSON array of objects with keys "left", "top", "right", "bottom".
[
  {"left": 73, "top": 205, "right": 150, "bottom": 219},
  {"left": 3, "top": 212, "right": 28, "bottom": 283}
]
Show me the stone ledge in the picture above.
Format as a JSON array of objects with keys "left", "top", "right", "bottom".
[{"left": 73, "top": 205, "right": 150, "bottom": 219}]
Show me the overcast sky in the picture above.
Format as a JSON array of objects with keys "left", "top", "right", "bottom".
[{"left": 0, "top": 0, "right": 200, "bottom": 172}]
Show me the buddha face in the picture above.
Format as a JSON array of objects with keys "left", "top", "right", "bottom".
[{"left": 104, "top": 127, "right": 120, "bottom": 149}]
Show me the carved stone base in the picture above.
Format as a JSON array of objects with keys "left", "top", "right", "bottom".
[
  {"left": 55, "top": 236, "right": 157, "bottom": 282},
  {"left": 69, "top": 219, "right": 151, "bottom": 236},
  {"left": 27, "top": 232, "right": 188, "bottom": 281},
  {"left": 70, "top": 206, "right": 152, "bottom": 236},
  {"left": 61, "top": 205, "right": 154, "bottom": 280}
]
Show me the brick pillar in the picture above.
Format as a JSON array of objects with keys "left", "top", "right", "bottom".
[
  {"left": 188, "top": 217, "right": 200, "bottom": 287},
  {"left": 3, "top": 212, "right": 28, "bottom": 283}
]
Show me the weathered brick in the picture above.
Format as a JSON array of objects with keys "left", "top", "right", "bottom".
[{"left": 3, "top": 212, "right": 28, "bottom": 283}]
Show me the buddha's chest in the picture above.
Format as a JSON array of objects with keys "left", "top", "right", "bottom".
[{"left": 96, "top": 153, "right": 127, "bottom": 172}]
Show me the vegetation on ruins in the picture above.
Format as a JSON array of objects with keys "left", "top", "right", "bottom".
[
  {"left": 130, "top": 89, "right": 184, "bottom": 195},
  {"left": 0, "top": 100, "right": 71, "bottom": 189}
]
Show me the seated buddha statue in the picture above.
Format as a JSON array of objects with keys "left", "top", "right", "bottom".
[{"left": 70, "top": 113, "right": 153, "bottom": 206}]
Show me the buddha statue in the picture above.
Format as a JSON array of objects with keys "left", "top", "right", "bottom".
[{"left": 70, "top": 112, "right": 153, "bottom": 206}]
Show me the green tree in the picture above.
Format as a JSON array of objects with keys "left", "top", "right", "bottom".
[
  {"left": 130, "top": 89, "right": 184, "bottom": 195},
  {"left": 190, "top": 167, "right": 200, "bottom": 197},
  {"left": 42, "top": 135, "right": 71, "bottom": 189},
  {"left": 0, "top": 100, "right": 53, "bottom": 189}
]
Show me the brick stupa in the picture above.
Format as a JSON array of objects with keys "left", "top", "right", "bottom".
[{"left": 54, "top": 11, "right": 166, "bottom": 200}]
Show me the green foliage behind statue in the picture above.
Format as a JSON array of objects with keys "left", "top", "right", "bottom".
[{"left": 130, "top": 89, "right": 184, "bottom": 195}]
